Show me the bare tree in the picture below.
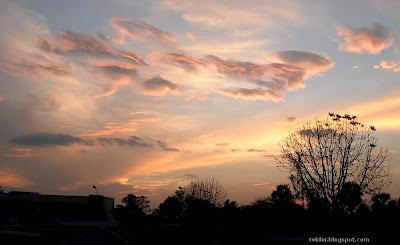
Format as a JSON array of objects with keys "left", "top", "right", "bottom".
[
  {"left": 181, "top": 177, "right": 227, "bottom": 207},
  {"left": 278, "top": 113, "right": 390, "bottom": 211}
]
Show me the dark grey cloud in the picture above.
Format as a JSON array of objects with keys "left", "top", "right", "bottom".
[
  {"left": 140, "top": 76, "right": 181, "bottom": 96},
  {"left": 286, "top": 117, "right": 296, "bottom": 122},
  {"left": 97, "top": 136, "right": 153, "bottom": 148},
  {"left": 156, "top": 140, "right": 180, "bottom": 152},
  {"left": 9, "top": 133, "right": 92, "bottom": 147}
]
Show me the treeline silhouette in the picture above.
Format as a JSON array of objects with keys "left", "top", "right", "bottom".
[{"left": 110, "top": 180, "right": 399, "bottom": 244}]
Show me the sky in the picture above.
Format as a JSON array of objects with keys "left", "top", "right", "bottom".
[{"left": 0, "top": 0, "right": 399, "bottom": 207}]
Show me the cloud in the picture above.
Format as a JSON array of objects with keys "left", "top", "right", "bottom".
[
  {"left": 272, "top": 50, "right": 334, "bottom": 75},
  {"left": 336, "top": 23, "right": 394, "bottom": 54},
  {"left": 215, "top": 88, "right": 284, "bottom": 102},
  {"left": 286, "top": 117, "right": 296, "bottom": 122},
  {"left": 158, "top": 53, "right": 204, "bottom": 71},
  {"left": 352, "top": 66, "right": 360, "bottom": 69},
  {"left": 0, "top": 95, "right": 3, "bottom": 101},
  {"left": 37, "top": 30, "right": 147, "bottom": 65},
  {"left": 252, "top": 182, "right": 270, "bottom": 186},
  {"left": 205, "top": 55, "right": 307, "bottom": 90},
  {"left": 97, "top": 136, "right": 153, "bottom": 148},
  {"left": 247, "top": 149, "right": 266, "bottom": 152},
  {"left": 9, "top": 133, "right": 92, "bottom": 147},
  {"left": 90, "top": 63, "right": 138, "bottom": 98},
  {"left": 186, "top": 32, "right": 196, "bottom": 40},
  {"left": 79, "top": 121, "right": 136, "bottom": 137},
  {"left": 140, "top": 76, "right": 182, "bottom": 96},
  {"left": 379, "top": 60, "right": 400, "bottom": 72},
  {"left": 156, "top": 140, "right": 180, "bottom": 152},
  {"left": 0, "top": 59, "right": 69, "bottom": 79},
  {"left": 216, "top": 143, "right": 230, "bottom": 146},
  {"left": 5, "top": 148, "right": 32, "bottom": 158},
  {"left": 0, "top": 168, "right": 33, "bottom": 188},
  {"left": 110, "top": 18, "right": 176, "bottom": 44}
]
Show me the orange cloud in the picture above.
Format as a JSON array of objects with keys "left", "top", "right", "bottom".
[
  {"left": 37, "top": 31, "right": 146, "bottom": 65},
  {"left": 0, "top": 168, "right": 33, "bottom": 188},
  {"left": 336, "top": 23, "right": 394, "bottom": 54},
  {"left": 89, "top": 63, "right": 138, "bottom": 98},
  {"left": 186, "top": 32, "right": 196, "bottom": 40},
  {"left": 379, "top": 60, "right": 400, "bottom": 72},
  {"left": 0, "top": 95, "right": 4, "bottom": 101},
  {"left": 5, "top": 148, "right": 32, "bottom": 158},
  {"left": 140, "top": 76, "right": 182, "bottom": 96},
  {"left": 0, "top": 59, "right": 69, "bottom": 79},
  {"left": 79, "top": 121, "right": 137, "bottom": 137},
  {"left": 158, "top": 53, "right": 204, "bottom": 71},
  {"left": 252, "top": 182, "right": 270, "bottom": 186},
  {"left": 215, "top": 88, "right": 284, "bottom": 102},
  {"left": 110, "top": 18, "right": 176, "bottom": 43},
  {"left": 272, "top": 50, "right": 334, "bottom": 75}
]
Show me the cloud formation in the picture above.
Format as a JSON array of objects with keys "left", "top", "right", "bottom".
[
  {"left": 79, "top": 121, "right": 136, "bottom": 137},
  {"left": 90, "top": 63, "right": 138, "bottom": 98},
  {"left": 5, "top": 148, "right": 32, "bottom": 158},
  {"left": 379, "top": 60, "right": 400, "bottom": 72},
  {"left": 158, "top": 53, "right": 204, "bottom": 71},
  {"left": 9, "top": 133, "right": 92, "bottom": 147},
  {"left": 38, "top": 30, "right": 147, "bottom": 65},
  {"left": 336, "top": 23, "right": 394, "bottom": 54},
  {"left": 0, "top": 59, "right": 69, "bottom": 79},
  {"left": 140, "top": 76, "right": 182, "bottom": 96},
  {"left": 110, "top": 18, "right": 176, "bottom": 44},
  {"left": 272, "top": 50, "right": 334, "bottom": 75},
  {"left": 98, "top": 136, "right": 153, "bottom": 148},
  {"left": 156, "top": 140, "right": 180, "bottom": 152},
  {"left": 215, "top": 88, "right": 284, "bottom": 102}
]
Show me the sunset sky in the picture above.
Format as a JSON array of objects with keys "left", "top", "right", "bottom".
[{"left": 1, "top": 0, "right": 399, "bottom": 207}]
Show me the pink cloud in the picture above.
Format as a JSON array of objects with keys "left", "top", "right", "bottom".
[
  {"left": 336, "top": 23, "right": 394, "bottom": 54},
  {"left": 110, "top": 18, "right": 176, "bottom": 44},
  {"left": 140, "top": 76, "right": 182, "bottom": 96},
  {"left": 186, "top": 32, "right": 196, "bottom": 40},
  {"left": 252, "top": 182, "right": 270, "bottom": 186},
  {"left": 158, "top": 53, "right": 204, "bottom": 71},
  {"left": 0, "top": 59, "right": 69, "bottom": 79},
  {"left": 37, "top": 30, "right": 147, "bottom": 65},
  {"left": 272, "top": 50, "right": 334, "bottom": 75},
  {"left": 89, "top": 63, "right": 138, "bottom": 99},
  {"left": 379, "top": 60, "right": 400, "bottom": 72}
]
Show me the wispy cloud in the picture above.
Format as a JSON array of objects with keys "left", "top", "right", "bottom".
[
  {"left": 157, "top": 53, "right": 204, "bottom": 71},
  {"left": 140, "top": 76, "right": 182, "bottom": 96},
  {"left": 215, "top": 88, "right": 284, "bottom": 102},
  {"left": 5, "top": 148, "right": 32, "bottom": 158},
  {"left": 110, "top": 18, "right": 176, "bottom": 44},
  {"left": 156, "top": 140, "right": 180, "bottom": 152},
  {"left": 252, "top": 182, "right": 270, "bottom": 186},
  {"left": 336, "top": 23, "right": 394, "bottom": 54},
  {"left": 37, "top": 30, "right": 147, "bottom": 65},
  {"left": 79, "top": 121, "right": 136, "bottom": 137}
]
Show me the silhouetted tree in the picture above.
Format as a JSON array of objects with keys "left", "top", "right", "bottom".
[
  {"left": 278, "top": 113, "right": 390, "bottom": 212},
  {"left": 115, "top": 194, "right": 150, "bottom": 222},
  {"left": 371, "top": 193, "right": 391, "bottom": 214},
  {"left": 155, "top": 196, "right": 183, "bottom": 222},
  {"left": 271, "top": 184, "right": 294, "bottom": 207},
  {"left": 180, "top": 177, "right": 227, "bottom": 207},
  {"left": 337, "top": 182, "right": 363, "bottom": 214}
]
